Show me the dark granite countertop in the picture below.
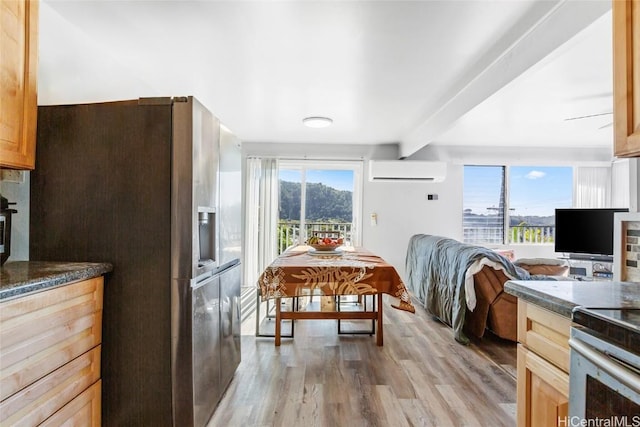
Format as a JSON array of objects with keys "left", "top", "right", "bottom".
[
  {"left": 0, "top": 261, "right": 113, "bottom": 301},
  {"left": 504, "top": 280, "right": 640, "bottom": 318}
]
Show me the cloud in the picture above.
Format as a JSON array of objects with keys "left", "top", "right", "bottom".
[{"left": 525, "top": 170, "right": 546, "bottom": 180}]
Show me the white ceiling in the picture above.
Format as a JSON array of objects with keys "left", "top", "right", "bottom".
[
  {"left": 38, "top": 0, "right": 613, "bottom": 157},
  {"left": 437, "top": 9, "right": 613, "bottom": 150}
]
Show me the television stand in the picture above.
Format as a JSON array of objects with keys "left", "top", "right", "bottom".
[
  {"left": 564, "top": 255, "right": 614, "bottom": 281},
  {"left": 567, "top": 253, "right": 613, "bottom": 263},
  {"left": 570, "top": 275, "right": 594, "bottom": 281}
]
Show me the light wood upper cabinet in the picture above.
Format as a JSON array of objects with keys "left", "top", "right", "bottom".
[
  {"left": 614, "top": 0, "right": 640, "bottom": 157},
  {"left": 0, "top": 0, "right": 38, "bottom": 170}
]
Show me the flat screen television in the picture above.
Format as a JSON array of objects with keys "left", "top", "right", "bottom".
[{"left": 554, "top": 208, "right": 628, "bottom": 259}]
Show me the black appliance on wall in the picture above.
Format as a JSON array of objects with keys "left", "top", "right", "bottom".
[
  {"left": 30, "top": 97, "right": 242, "bottom": 427},
  {"left": 0, "top": 195, "right": 17, "bottom": 265}
]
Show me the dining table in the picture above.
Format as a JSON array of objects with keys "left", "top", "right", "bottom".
[{"left": 257, "top": 245, "right": 415, "bottom": 346}]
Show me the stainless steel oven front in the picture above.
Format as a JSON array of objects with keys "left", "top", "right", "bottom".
[{"left": 569, "top": 325, "right": 640, "bottom": 424}]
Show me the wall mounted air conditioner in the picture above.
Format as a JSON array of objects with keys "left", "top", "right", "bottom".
[{"left": 368, "top": 160, "right": 447, "bottom": 182}]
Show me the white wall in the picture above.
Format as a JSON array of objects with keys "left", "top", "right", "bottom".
[
  {"left": 243, "top": 141, "right": 622, "bottom": 281},
  {"left": 412, "top": 144, "right": 614, "bottom": 166},
  {"left": 0, "top": 171, "right": 30, "bottom": 261},
  {"left": 362, "top": 165, "right": 462, "bottom": 277}
]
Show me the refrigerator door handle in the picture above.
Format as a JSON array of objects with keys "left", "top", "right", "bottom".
[{"left": 192, "top": 272, "right": 216, "bottom": 289}]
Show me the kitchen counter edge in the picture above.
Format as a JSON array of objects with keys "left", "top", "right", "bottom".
[
  {"left": 0, "top": 261, "right": 113, "bottom": 301},
  {"left": 504, "top": 279, "right": 640, "bottom": 319}
]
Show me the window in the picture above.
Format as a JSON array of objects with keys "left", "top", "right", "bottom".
[
  {"left": 463, "top": 165, "right": 572, "bottom": 244},
  {"left": 278, "top": 160, "right": 363, "bottom": 253},
  {"left": 463, "top": 166, "right": 506, "bottom": 244}
]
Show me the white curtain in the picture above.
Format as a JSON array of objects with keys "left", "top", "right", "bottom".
[
  {"left": 611, "top": 159, "right": 631, "bottom": 208},
  {"left": 244, "top": 157, "right": 279, "bottom": 288},
  {"left": 573, "top": 166, "right": 611, "bottom": 208}
]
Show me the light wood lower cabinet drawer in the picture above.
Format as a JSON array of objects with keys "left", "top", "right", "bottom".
[
  {"left": 0, "top": 277, "right": 103, "bottom": 400},
  {"left": 517, "top": 300, "right": 571, "bottom": 373},
  {"left": 40, "top": 380, "right": 101, "bottom": 427},
  {"left": 0, "top": 276, "right": 104, "bottom": 426},
  {"left": 0, "top": 346, "right": 101, "bottom": 426}
]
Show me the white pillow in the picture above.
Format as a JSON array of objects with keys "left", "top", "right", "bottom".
[{"left": 514, "top": 258, "right": 566, "bottom": 266}]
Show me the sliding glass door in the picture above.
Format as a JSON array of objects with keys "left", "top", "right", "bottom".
[{"left": 278, "top": 160, "right": 362, "bottom": 253}]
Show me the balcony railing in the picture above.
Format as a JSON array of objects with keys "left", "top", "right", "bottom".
[
  {"left": 509, "top": 225, "right": 555, "bottom": 244},
  {"left": 463, "top": 227, "right": 504, "bottom": 245},
  {"left": 464, "top": 225, "right": 555, "bottom": 245},
  {"left": 279, "top": 222, "right": 552, "bottom": 254},
  {"left": 278, "top": 221, "right": 352, "bottom": 254}
]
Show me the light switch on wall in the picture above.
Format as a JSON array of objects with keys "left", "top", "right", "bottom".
[{"left": 370, "top": 213, "right": 377, "bottom": 226}]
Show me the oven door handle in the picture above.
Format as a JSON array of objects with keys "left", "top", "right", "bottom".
[{"left": 569, "top": 338, "right": 640, "bottom": 394}]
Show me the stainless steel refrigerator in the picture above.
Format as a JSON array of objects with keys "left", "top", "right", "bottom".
[{"left": 30, "top": 97, "right": 242, "bottom": 427}]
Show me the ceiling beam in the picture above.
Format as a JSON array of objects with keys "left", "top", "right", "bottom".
[{"left": 399, "top": 0, "right": 611, "bottom": 159}]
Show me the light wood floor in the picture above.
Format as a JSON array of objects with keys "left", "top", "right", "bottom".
[{"left": 208, "top": 295, "right": 517, "bottom": 426}]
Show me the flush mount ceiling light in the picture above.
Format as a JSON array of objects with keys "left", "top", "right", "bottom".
[{"left": 303, "top": 116, "right": 333, "bottom": 128}]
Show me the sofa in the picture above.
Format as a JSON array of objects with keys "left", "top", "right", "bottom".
[{"left": 405, "top": 234, "right": 567, "bottom": 343}]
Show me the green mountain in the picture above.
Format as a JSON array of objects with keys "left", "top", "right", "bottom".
[{"left": 279, "top": 180, "right": 352, "bottom": 222}]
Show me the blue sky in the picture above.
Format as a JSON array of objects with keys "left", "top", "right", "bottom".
[
  {"left": 464, "top": 166, "right": 572, "bottom": 217},
  {"left": 279, "top": 169, "right": 354, "bottom": 191}
]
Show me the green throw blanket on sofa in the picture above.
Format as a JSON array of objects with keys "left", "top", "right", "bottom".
[{"left": 405, "top": 234, "right": 532, "bottom": 344}]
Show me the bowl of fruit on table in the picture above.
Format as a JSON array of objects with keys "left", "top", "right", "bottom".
[{"left": 307, "top": 236, "right": 344, "bottom": 251}]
